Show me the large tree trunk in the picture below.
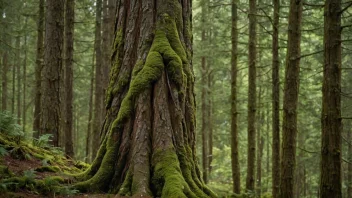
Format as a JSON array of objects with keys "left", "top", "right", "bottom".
[
  {"left": 74, "top": 1, "right": 216, "bottom": 197},
  {"left": 246, "top": 0, "right": 257, "bottom": 191},
  {"left": 33, "top": 0, "right": 44, "bottom": 137},
  {"left": 280, "top": 0, "right": 302, "bottom": 197},
  {"left": 41, "top": 0, "right": 64, "bottom": 146},
  {"left": 92, "top": 0, "right": 103, "bottom": 159},
  {"left": 271, "top": 0, "right": 280, "bottom": 197},
  {"left": 230, "top": 0, "right": 241, "bottom": 194},
  {"left": 320, "top": 0, "right": 342, "bottom": 197},
  {"left": 64, "top": 0, "right": 75, "bottom": 157}
]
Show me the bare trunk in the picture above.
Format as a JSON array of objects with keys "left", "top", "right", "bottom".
[
  {"left": 41, "top": 0, "right": 64, "bottom": 147},
  {"left": 2, "top": 50, "right": 8, "bottom": 111},
  {"left": 280, "top": 0, "right": 302, "bottom": 197},
  {"left": 271, "top": 0, "right": 280, "bottom": 196},
  {"left": 92, "top": 0, "right": 103, "bottom": 159},
  {"left": 348, "top": 123, "right": 352, "bottom": 198},
  {"left": 86, "top": 49, "right": 95, "bottom": 163},
  {"left": 22, "top": 18, "right": 28, "bottom": 131},
  {"left": 231, "top": 0, "right": 240, "bottom": 192},
  {"left": 33, "top": 0, "right": 44, "bottom": 137},
  {"left": 256, "top": 87, "right": 263, "bottom": 197},
  {"left": 64, "top": 0, "right": 75, "bottom": 157},
  {"left": 246, "top": 0, "right": 257, "bottom": 191},
  {"left": 16, "top": 36, "right": 21, "bottom": 124},
  {"left": 320, "top": 0, "right": 342, "bottom": 197},
  {"left": 74, "top": 1, "right": 216, "bottom": 197}
]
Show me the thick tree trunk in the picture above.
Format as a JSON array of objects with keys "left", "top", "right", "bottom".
[
  {"left": 64, "top": 0, "right": 75, "bottom": 158},
  {"left": 280, "top": 0, "right": 302, "bottom": 197},
  {"left": 92, "top": 0, "right": 103, "bottom": 159},
  {"left": 74, "top": 1, "right": 216, "bottom": 197},
  {"left": 41, "top": 0, "right": 64, "bottom": 146},
  {"left": 320, "top": 0, "right": 342, "bottom": 197},
  {"left": 33, "top": 0, "right": 44, "bottom": 137},
  {"left": 231, "top": 0, "right": 241, "bottom": 194},
  {"left": 246, "top": 0, "right": 257, "bottom": 191},
  {"left": 271, "top": 0, "right": 280, "bottom": 197}
]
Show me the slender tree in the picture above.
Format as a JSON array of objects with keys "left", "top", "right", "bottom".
[
  {"left": 231, "top": 0, "right": 241, "bottom": 194},
  {"left": 73, "top": 1, "right": 216, "bottom": 197},
  {"left": 280, "top": 0, "right": 302, "bottom": 197},
  {"left": 2, "top": 50, "right": 8, "bottom": 111},
  {"left": 271, "top": 0, "right": 280, "bottom": 196},
  {"left": 246, "top": 0, "right": 257, "bottom": 191},
  {"left": 22, "top": 17, "right": 28, "bottom": 131},
  {"left": 33, "top": 0, "right": 45, "bottom": 136},
  {"left": 86, "top": 49, "right": 95, "bottom": 162},
  {"left": 320, "top": 0, "right": 342, "bottom": 197},
  {"left": 41, "top": 0, "right": 64, "bottom": 146},
  {"left": 16, "top": 35, "right": 21, "bottom": 124},
  {"left": 92, "top": 0, "right": 103, "bottom": 158},
  {"left": 64, "top": 0, "right": 75, "bottom": 157},
  {"left": 348, "top": 122, "right": 352, "bottom": 198}
]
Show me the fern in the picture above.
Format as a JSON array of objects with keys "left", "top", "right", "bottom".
[
  {"left": 0, "top": 111, "right": 24, "bottom": 138},
  {"left": 0, "top": 146, "right": 8, "bottom": 157},
  {"left": 33, "top": 134, "right": 53, "bottom": 148}
]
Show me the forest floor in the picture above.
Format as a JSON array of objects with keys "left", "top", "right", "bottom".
[{"left": 0, "top": 133, "right": 121, "bottom": 198}]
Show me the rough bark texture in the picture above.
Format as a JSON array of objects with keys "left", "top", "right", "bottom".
[
  {"left": 320, "top": 0, "right": 342, "bottom": 197},
  {"left": 231, "top": 0, "right": 240, "bottom": 194},
  {"left": 246, "top": 0, "right": 257, "bottom": 192},
  {"left": 92, "top": 0, "right": 103, "bottom": 159},
  {"left": 271, "top": 0, "right": 280, "bottom": 196},
  {"left": 280, "top": 0, "right": 302, "bottom": 197},
  {"left": 40, "top": 0, "right": 64, "bottom": 146},
  {"left": 64, "top": 0, "right": 75, "bottom": 157},
  {"left": 33, "top": 0, "right": 44, "bottom": 137},
  {"left": 74, "top": 1, "right": 216, "bottom": 197}
]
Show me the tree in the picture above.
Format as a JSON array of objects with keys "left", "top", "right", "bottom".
[
  {"left": 246, "top": 0, "right": 257, "bottom": 191},
  {"left": 64, "top": 0, "right": 75, "bottom": 157},
  {"left": 40, "top": 0, "right": 64, "bottom": 146},
  {"left": 271, "top": 0, "right": 280, "bottom": 197},
  {"left": 231, "top": 0, "right": 241, "bottom": 194},
  {"left": 74, "top": 1, "right": 216, "bottom": 197},
  {"left": 33, "top": 0, "right": 44, "bottom": 136},
  {"left": 92, "top": 0, "right": 103, "bottom": 158},
  {"left": 320, "top": 0, "right": 342, "bottom": 197},
  {"left": 280, "top": 0, "right": 302, "bottom": 197}
]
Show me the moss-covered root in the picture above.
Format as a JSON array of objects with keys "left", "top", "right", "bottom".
[{"left": 152, "top": 148, "right": 212, "bottom": 198}]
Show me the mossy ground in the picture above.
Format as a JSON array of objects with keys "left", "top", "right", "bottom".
[{"left": 0, "top": 133, "right": 97, "bottom": 197}]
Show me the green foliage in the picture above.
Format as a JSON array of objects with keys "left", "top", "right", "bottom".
[
  {"left": 33, "top": 134, "right": 53, "bottom": 148},
  {"left": 0, "top": 146, "right": 8, "bottom": 157},
  {"left": 0, "top": 111, "right": 24, "bottom": 138}
]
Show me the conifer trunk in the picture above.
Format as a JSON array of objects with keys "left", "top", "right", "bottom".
[
  {"left": 246, "top": 0, "right": 257, "bottom": 191},
  {"left": 280, "top": 0, "right": 302, "bottom": 197},
  {"left": 16, "top": 36, "right": 21, "bottom": 124},
  {"left": 271, "top": 0, "right": 280, "bottom": 196},
  {"left": 86, "top": 50, "right": 95, "bottom": 163},
  {"left": 231, "top": 0, "right": 240, "bottom": 193},
  {"left": 64, "top": 0, "right": 75, "bottom": 157},
  {"left": 74, "top": 1, "right": 216, "bottom": 197},
  {"left": 33, "top": 0, "right": 44, "bottom": 136},
  {"left": 41, "top": 0, "right": 64, "bottom": 146},
  {"left": 320, "top": 0, "right": 342, "bottom": 197},
  {"left": 2, "top": 50, "right": 8, "bottom": 112}
]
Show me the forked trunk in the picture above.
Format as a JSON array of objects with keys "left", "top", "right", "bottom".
[{"left": 74, "top": 1, "right": 216, "bottom": 197}]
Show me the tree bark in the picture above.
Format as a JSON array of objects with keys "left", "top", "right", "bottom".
[
  {"left": 348, "top": 123, "right": 352, "bottom": 198},
  {"left": 33, "top": 0, "right": 44, "bottom": 137},
  {"left": 2, "top": 49, "right": 8, "bottom": 112},
  {"left": 231, "top": 0, "right": 241, "bottom": 194},
  {"left": 22, "top": 17, "right": 28, "bottom": 131},
  {"left": 86, "top": 49, "right": 95, "bottom": 163},
  {"left": 280, "top": 0, "right": 302, "bottom": 197},
  {"left": 16, "top": 35, "right": 21, "bottom": 124},
  {"left": 256, "top": 87, "right": 264, "bottom": 197},
  {"left": 64, "top": 0, "right": 75, "bottom": 158},
  {"left": 41, "top": 0, "right": 64, "bottom": 146},
  {"left": 320, "top": 0, "right": 342, "bottom": 197},
  {"left": 246, "top": 0, "right": 257, "bottom": 192},
  {"left": 74, "top": 1, "right": 216, "bottom": 197},
  {"left": 271, "top": 0, "right": 280, "bottom": 197},
  {"left": 92, "top": 0, "right": 103, "bottom": 159}
]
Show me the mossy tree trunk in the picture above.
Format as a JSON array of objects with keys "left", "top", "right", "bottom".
[{"left": 74, "top": 1, "right": 216, "bottom": 197}]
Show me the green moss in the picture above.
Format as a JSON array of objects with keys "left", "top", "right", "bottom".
[
  {"left": 35, "top": 166, "right": 61, "bottom": 173},
  {"left": 0, "top": 165, "right": 14, "bottom": 178},
  {"left": 118, "top": 170, "right": 132, "bottom": 196}
]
